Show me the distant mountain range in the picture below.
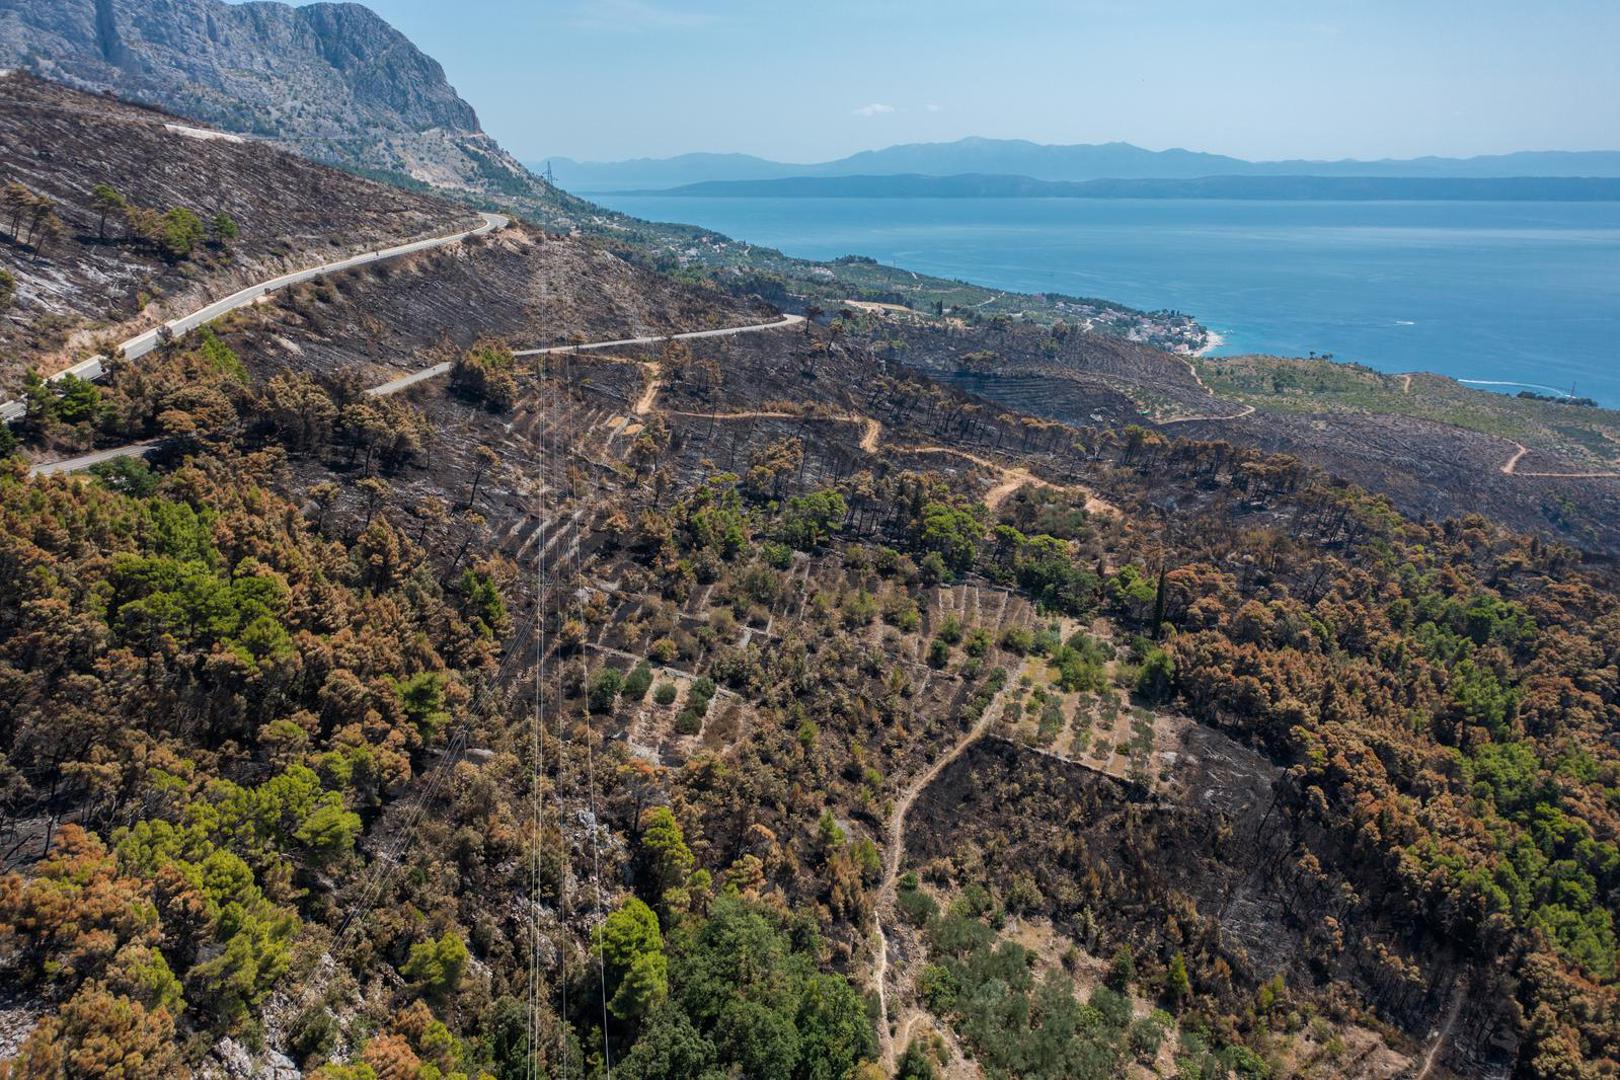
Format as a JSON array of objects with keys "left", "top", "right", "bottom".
[
  {"left": 626, "top": 173, "right": 1620, "bottom": 202},
  {"left": 535, "top": 138, "right": 1620, "bottom": 192}
]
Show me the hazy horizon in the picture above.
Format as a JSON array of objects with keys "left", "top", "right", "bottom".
[
  {"left": 531, "top": 138, "right": 1620, "bottom": 169},
  {"left": 297, "top": 0, "right": 1620, "bottom": 164}
]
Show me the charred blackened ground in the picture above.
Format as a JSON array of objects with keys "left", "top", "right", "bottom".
[
  {"left": 0, "top": 73, "right": 467, "bottom": 388},
  {"left": 840, "top": 308, "right": 1620, "bottom": 558},
  {"left": 3, "top": 76, "right": 1617, "bottom": 1080},
  {"left": 210, "top": 225, "right": 772, "bottom": 386}
]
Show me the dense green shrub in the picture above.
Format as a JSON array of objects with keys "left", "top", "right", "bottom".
[
  {"left": 623, "top": 661, "right": 654, "bottom": 702},
  {"left": 588, "top": 667, "right": 626, "bottom": 713},
  {"left": 400, "top": 931, "right": 468, "bottom": 1001},
  {"left": 622, "top": 896, "right": 875, "bottom": 1079}
]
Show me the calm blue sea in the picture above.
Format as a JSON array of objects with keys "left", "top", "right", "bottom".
[{"left": 589, "top": 195, "right": 1620, "bottom": 408}]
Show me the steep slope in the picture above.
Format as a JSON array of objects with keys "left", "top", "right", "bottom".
[
  {"left": 0, "top": 71, "right": 475, "bottom": 392},
  {"left": 0, "top": 2, "right": 1214, "bottom": 356},
  {"left": 1, "top": 65, "right": 1619, "bottom": 1080},
  {"left": 0, "top": 0, "right": 536, "bottom": 195}
]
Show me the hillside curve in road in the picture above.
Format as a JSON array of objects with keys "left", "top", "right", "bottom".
[
  {"left": 510, "top": 313, "right": 804, "bottom": 357},
  {"left": 29, "top": 313, "right": 805, "bottom": 477},
  {"left": 362, "top": 315, "right": 806, "bottom": 398},
  {"left": 1, "top": 212, "right": 508, "bottom": 424}
]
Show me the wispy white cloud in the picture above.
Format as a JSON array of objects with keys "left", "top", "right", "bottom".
[
  {"left": 925, "top": 103, "right": 944, "bottom": 113},
  {"left": 853, "top": 103, "right": 896, "bottom": 117},
  {"left": 569, "top": 0, "right": 716, "bottom": 32}
]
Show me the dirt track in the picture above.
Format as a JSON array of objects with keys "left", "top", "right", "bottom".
[
  {"left": 1175, "top": 360, "right": 1619, "bottom": 482},
  {"left": 872, "top": 673, "right": 1019, "bottom": 1071},
  {"left": 1499, "top": 440, "right": 1619, "bottom": 479},
  {"left": 901, "top": 446, "right": 1117, "bottom": 514},
  {"left": 1157, "top": 355, "right": 1258, "bottom": 424}
]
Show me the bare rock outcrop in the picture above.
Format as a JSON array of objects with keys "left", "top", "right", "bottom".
[{"left": 0, "top": 0, "right": 537, "bottom": 195}]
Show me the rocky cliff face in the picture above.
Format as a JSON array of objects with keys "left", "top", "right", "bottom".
[{"left": 0, "top": 0, "right": 538, "bottom": 195}]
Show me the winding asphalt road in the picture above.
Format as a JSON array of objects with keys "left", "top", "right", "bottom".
[
  {"left": 3, "top": 213, "right": 508, "bottom": 424},
  {"left": 29, "top": 312, "right": 805, "bottom": 477},
  {"left": 121, "top": 212, "right": 508, "bottom": 364},
  {"left": 29, "top": 440, "right": 165, "bottom": 478},
  {"left": 362, "top": 314, "right": 804, "bottom": 400},
  {"left": 510, "top": 314, "right": 804, "bottom": 357}
]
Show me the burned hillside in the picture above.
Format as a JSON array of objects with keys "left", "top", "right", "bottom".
[
  {"left": 0, "top": 72, "right": 467, "bottom": 389},
  {"left": 0, "top": 71, "right": 1618, "bottom": 1080},
  {"left": 845, "top": 307, "right": 1620, "bottom": 558}
]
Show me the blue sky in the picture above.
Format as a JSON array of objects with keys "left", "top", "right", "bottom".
[{"left": 330, "top": 0, "right": 1620, "bottom": 164}]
